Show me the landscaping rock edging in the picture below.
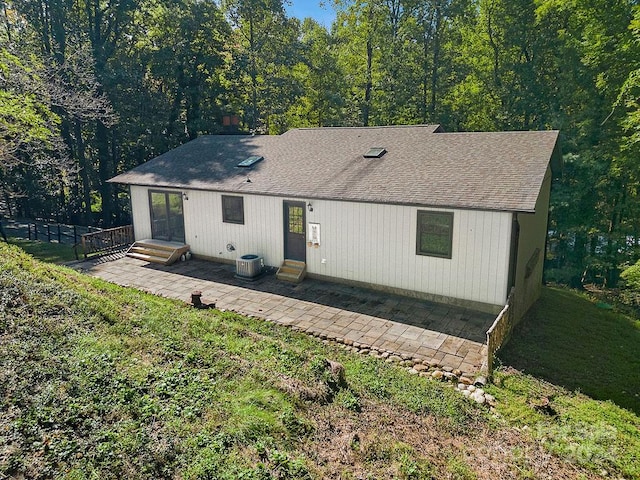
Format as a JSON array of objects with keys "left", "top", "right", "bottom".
[
  {"left": 223, "top": 308, "right": 497, "bottom": 407},
  {"left": 328, "top": 336, "right": 496, "bottom": 407}
]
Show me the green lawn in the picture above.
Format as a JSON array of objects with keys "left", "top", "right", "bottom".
[
  {"left": 490, "top": 286, "right": 640, "bottom": 478},
  {"left": 1, "top": 243, "right": 638, "bottom": 479},
  {"left": 499, "top": 286, "right": 640, "bottom": 414},
  {"left": 6, "top": 237, "right": 77, "bottom": 263}
]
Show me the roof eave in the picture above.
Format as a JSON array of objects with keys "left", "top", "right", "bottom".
[{"left": 109, "top": 180, "right": 538, "bottom": 213}]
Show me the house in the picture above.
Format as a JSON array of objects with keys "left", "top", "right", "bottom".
[{"left": 109, "top": 125, "right": 560, "bottom": 319}]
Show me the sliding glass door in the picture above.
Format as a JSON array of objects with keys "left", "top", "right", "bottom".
[{"left": 149, "top": 190, "right": 185, "bottom": 243}]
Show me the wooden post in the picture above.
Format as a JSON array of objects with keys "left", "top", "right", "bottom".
[{"left": 34, "top": 223, "right": 37, "bottom": 240}]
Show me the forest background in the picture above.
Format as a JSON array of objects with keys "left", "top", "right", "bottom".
[{"left": 1, "top": 0, "right": 639, "bottom": 286}]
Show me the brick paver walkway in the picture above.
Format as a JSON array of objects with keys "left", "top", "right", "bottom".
[{"left": 74, "top": 254, "right": 493, "bottom": 374}]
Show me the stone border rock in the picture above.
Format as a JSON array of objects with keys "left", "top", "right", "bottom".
[
  {"left": 228, "top": 310, "right": 497, "bottom": 407},
  {"left": 456, "top": 383, "right": 496, "bottom": 406}
]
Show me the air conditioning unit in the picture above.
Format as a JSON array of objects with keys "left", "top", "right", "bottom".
[{"left": 236, "top": 254, "right": 264, "bottom": 280}]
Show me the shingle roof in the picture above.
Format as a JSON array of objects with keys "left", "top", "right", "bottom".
[{"left": 109, "top": 125, "right": 559, "bottom": 213}]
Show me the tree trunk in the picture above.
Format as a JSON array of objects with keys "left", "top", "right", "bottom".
[
  {"left": 430, "top": 2, "right": 441, "bottom": 119},
  {"left": 39, "top": 0, "right": 51, "bottom": 55},
  {"left": 486, "top": 5, "right": 501, "bottom": 88},
  {"left": 363, "top": 37, "right": 373, "bottom": 126},
  {"left": 75, "top": 120, "right": 93, "bottom": 225},
  {"left": 3, "top": 189, "right": 13, "bottom": 217},
  {"left": 249, "top": 13, "right": 259, "bottom": 131},
  {"left": 422, "top": 37, "right": 429, "bottom": 124},
  {"left": 96, "top": 120, "right": 112, "bottom": 226}
]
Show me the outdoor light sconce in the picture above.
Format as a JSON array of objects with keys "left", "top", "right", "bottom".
[
  {"left": 182, "top": 192, "right": 189, "bottom": 201},
  {"left": 307, "top": 202, "right": 313, "bottom": 212}
]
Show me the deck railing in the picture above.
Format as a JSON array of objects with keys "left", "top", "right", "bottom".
[
  {"left": 19, "top": 219, "right": 98, "bottom": 245},
  {"left": 485, "top": 287, "right": 516, "bottom": 375},
  {"left": 80, "top": 225, "right": 134, "bottom": 258}
]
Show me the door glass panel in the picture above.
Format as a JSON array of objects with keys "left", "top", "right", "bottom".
[
  {"left": 288, "top": 206, "right": 303, "bottom": 234},
  {"left": 150, "top": 192, "right": 169, "bottom": 240},
  {"left": 167, "top": 193, "right": 185, "bottom": 242}
]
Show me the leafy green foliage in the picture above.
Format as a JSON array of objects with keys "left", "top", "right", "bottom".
[
  {"left": 0, "top": 48, "right": 68, "bottom": 220},
  {"left": 618, "top": 259, "right": 640, "bottom": 307},
  {"left": 620, "top": 259, "right": 640, "bottom": 290}
]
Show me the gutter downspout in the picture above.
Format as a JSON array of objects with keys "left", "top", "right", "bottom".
[{"left": 507, "top": 213, "right": 520, "bottom": 300}]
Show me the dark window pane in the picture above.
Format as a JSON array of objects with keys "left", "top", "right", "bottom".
[
  {"left": 222, "top": 195, "right": 244, "bottom": 224},
  {"left": 416, "top": 211, "right": 453, "bottom": 258}
]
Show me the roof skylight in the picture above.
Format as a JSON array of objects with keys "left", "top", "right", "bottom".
[
  {"left": 237, "top": 155, "right": 264, "bottom": 168},
  {"left": 363, "top": 147, "right": 386, "bottom": 158}
]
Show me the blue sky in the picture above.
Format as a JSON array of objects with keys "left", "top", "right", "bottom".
[{"left": 284, "top": 1, "right": 336, "bottom": 28}]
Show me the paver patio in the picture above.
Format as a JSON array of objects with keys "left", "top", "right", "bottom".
[{"left": 74, "top": 254, "right": 494, "bottom": 374}]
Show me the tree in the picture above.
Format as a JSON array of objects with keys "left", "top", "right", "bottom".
[
  {"left": 7, "top": 0, "right": 121, "bottom": 224},
  {"left": 284, "top": 18, "right": 344, "bottom": 127},
  {"left": 137, "top": 0, "right": 230, "bottom": 143},
  {"left": 223, "top": 0, "right": 302, "bottom": 133},
  {"left": 332, "top": 0, "right": 385, "bottom": 126},
  {"left": 544, "top": 0, "right": 639, "bottom": 285},
  {"left": 0, "top": 48, "right": 66, "bottom": 218}
]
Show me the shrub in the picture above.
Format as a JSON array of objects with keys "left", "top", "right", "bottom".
[{"left": 620, "top": 260, "right": 640, "bottom": 290}]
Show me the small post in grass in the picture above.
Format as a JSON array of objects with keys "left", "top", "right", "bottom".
[
  {"left": 191, "top": 290, "right": 203, "bottom": 308},
  {"left": 191, "top": 290, "right": 215, "bottom": 309}
]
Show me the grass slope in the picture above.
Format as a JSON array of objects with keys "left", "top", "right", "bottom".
[
  {"left": 1, "top": 243, "right": 638, "bottom": 479},
  {"left": 499, "top": 286, "right": 640, "bottom": 414},
  {"left": 5, "top": 237, "right": 76, "bottom": 263}
]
